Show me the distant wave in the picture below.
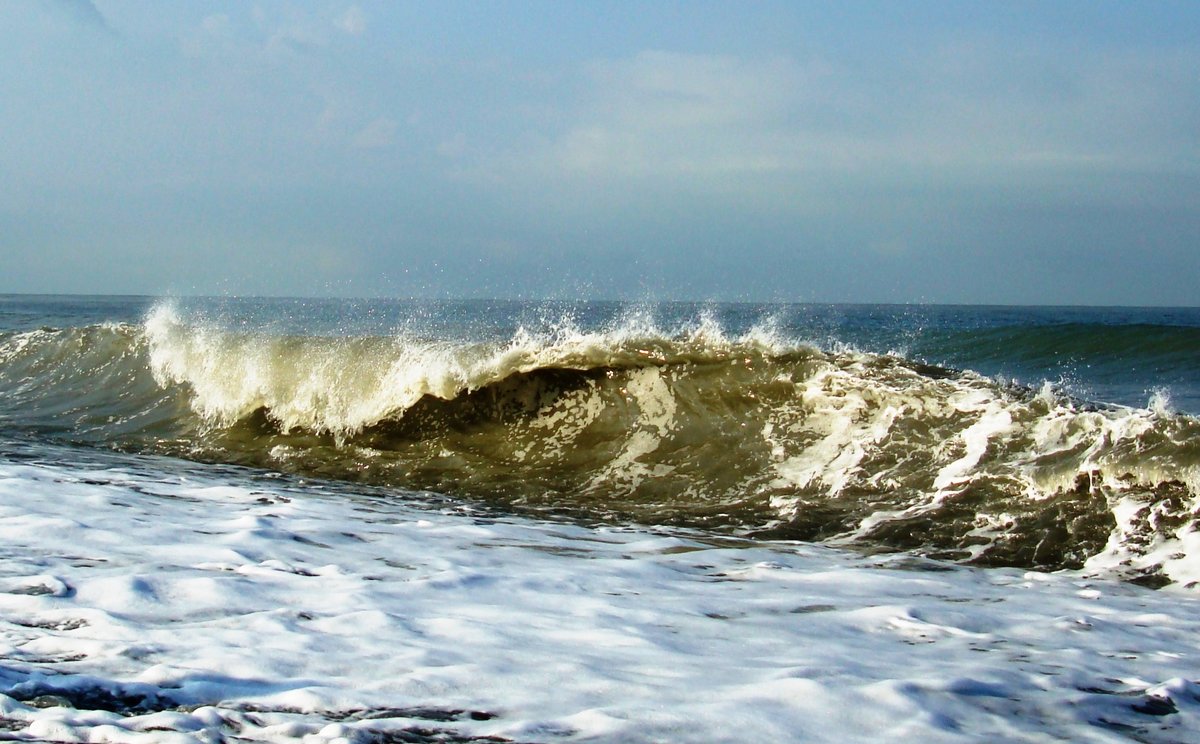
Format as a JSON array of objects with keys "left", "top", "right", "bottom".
[
  {"left": 1, "top": 302, "right": 1199, "bottom": 587},
  {"left": 912, "top": 322, "right": 1200, "bottom": 373}
]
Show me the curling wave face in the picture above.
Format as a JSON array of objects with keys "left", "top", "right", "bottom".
[{"left": 2, "top": 301, "right": 1199, "bottom": 587}]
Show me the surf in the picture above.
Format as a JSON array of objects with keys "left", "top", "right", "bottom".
[{"left": 2, "top": 299, "right": 1199, "bottom": 587}]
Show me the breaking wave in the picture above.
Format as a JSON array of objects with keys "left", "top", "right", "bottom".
[{"left": 2, "top": 302, "right": 1199, "bottom": 587}]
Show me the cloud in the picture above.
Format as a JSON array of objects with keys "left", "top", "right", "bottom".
[
  {"left": 201, "top": 13, "right": 231, "bottom": 35},
  {"left": 50, "top": 0, "right": 110, "bottom": 31},
  {"left": 266, "top": 25, "right": 327, "bottom": 56},
  {"left": 551, "top": 51, "right": 813, "bottom": 178},
  {"left": 353, "top": 117, "right": 398, "bottom": 149},
  {"left": 459, "top": 42, "right": 1199, "bottom": 210},
  {"left": 592, "top": 51, "right": 802, "bottom": 127},
  {"left": 336, "top": 5, "right": 367, "bottom": 36},
  {"left": 883, "top": 41, "right": 1200, "bottom": 176}
]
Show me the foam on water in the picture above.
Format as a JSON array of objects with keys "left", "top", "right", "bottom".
[{"left": 1, "top": 448, "right": 1199, "bottom": 742}]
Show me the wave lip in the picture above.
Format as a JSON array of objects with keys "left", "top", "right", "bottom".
[{"left": 141, "top": 302, "right": 800, "bottom": 439}]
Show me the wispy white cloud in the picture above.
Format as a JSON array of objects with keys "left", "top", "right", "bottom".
[
  {"left": 265, "top": 25, "right": 328, "bottom": 57},
  {"left": 336, "top": 5, "right": 367, "bottom": 36},
  {"left": 201, "top": 13, "right": 230, "bottom": 35},
  {"left": 457, "top": 40, "right": 1198, "bottom": 215},
  {"left": 538, "top": 52, "right": 816, "bottom": 179},
  {"left": 51, "top": 0, "right": 110, "bottom": 31},
  {"left": 353, "top": 117, "right": 398, "bottom": 149}
]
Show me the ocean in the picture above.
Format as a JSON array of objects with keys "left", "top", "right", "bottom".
[{"left": 2, "top": 294, "right": 1199, "bottom": 742}]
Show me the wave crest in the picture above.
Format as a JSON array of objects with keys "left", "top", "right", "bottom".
[{"left": 142, "top": 302, "right": 802, "bottom": 438}]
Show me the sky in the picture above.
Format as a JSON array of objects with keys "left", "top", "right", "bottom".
[{"left": 1, "top": 1, "right": 1198, "bottom": 304}]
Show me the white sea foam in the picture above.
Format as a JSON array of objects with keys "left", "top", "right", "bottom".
[
  {"left": 586, "top": 366, "right": 678, "bottom": 492},
  {"left": 1, "top": 451, "right": 1199, "bottom": 743}
]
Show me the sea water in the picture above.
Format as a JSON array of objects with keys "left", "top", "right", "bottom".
[{"left": 1, "top": 295, "right": 1198, "bottom": 742}]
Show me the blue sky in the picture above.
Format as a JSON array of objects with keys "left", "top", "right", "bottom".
[{"left": 2, "top": 1, "right": 1198, "bottom": 304}]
